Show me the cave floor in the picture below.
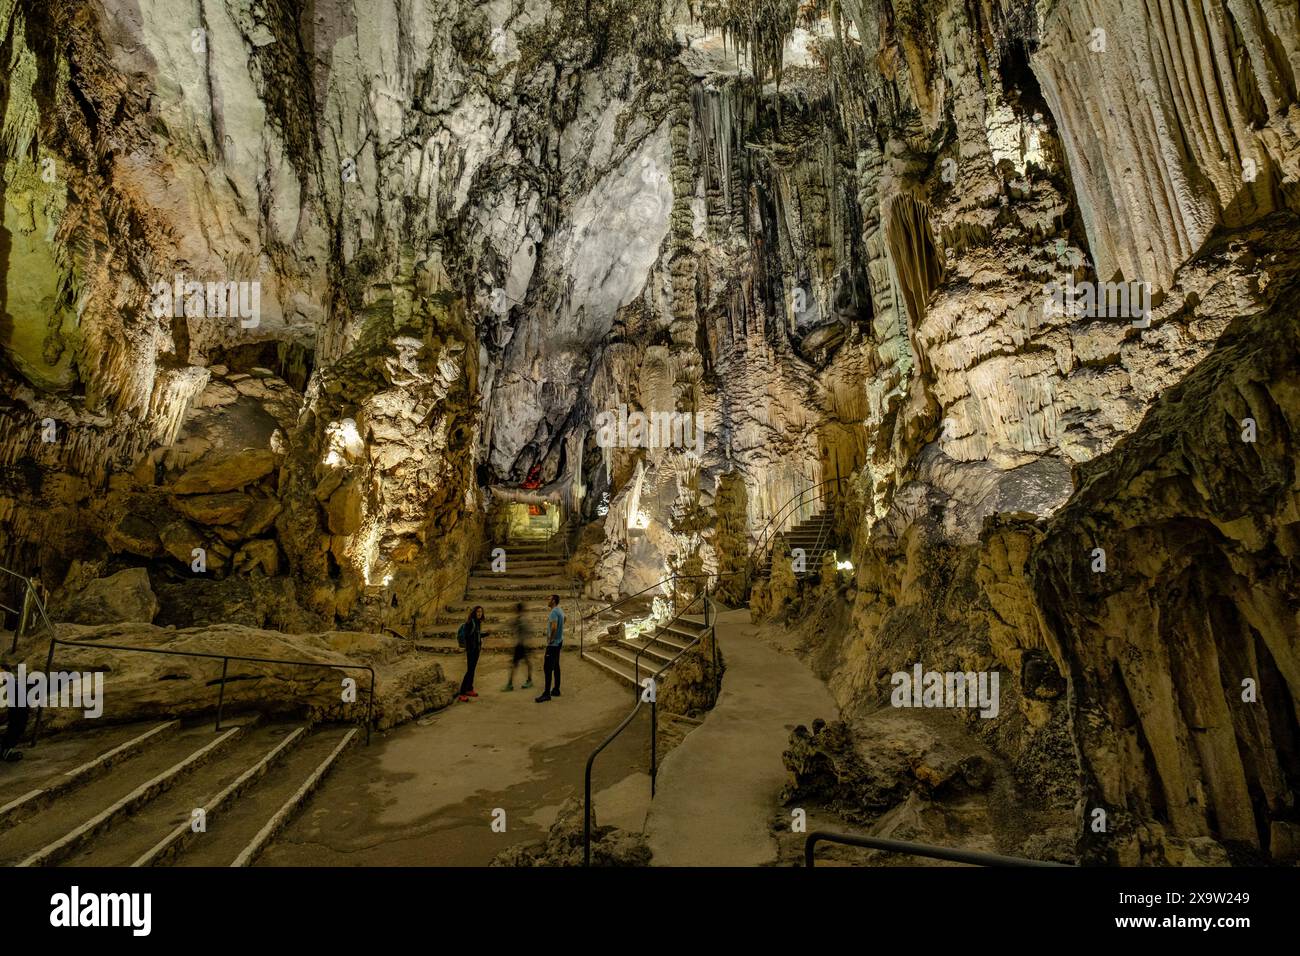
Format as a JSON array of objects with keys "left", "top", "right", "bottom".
[
  {"left": 644, "top": 609, "right": 839, "bottom": 866},
  {"left": 255, "top": 652, "right": 653, "bottom": 866},
  {"left": 257, "top": 610, "right": 839, "bottom": 867}
]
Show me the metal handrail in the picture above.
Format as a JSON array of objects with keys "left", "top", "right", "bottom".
[
  {"left": 1, "top": 566, "right": 55, "bottom": 654},
  {"left": 632, "top": 588, "right": 705, "bottom": 693},
  {"left": 580, "top": 573, "right": 685, "bottom": 664},
  {"left": 583, "top": 599, "right": 715, "bottom": 866},
  {"left": 803, "top": 830, "right": 1072, "bottom": 867},
  {"left": 579, "top": 569, "right": 740, "bottom": 630},
  {"left": 31, "top": 638, "right": 377, "bottom": 746},
  {"left": 745, "top": 476, "right": 844, "bottom": 586}
]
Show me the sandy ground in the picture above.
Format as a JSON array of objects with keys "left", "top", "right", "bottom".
[{"left": 257, "top": 652, "right": 654, "bottom": 866}]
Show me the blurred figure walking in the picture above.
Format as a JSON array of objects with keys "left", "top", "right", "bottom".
[{"left": 504, "top": 601, "right": 533, "bottom": 691}]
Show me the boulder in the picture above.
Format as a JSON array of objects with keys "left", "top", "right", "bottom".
[
  {"left": 16, "top": 621, "right": 457, "bottom": 734},
  {"left": 105, "top": 513, "right": 161, "bottom": 558},
  {"left": 239, "top": 497, "right": 282, "bottom": 536},
  {"left": 326, "top": 479, "right": 364, "bottom": 535},
  {"left": 490, "top": 798, "right": 651, "bottom": 867},
  {"left": 159, "top": 519, "right": 223, "bottom": 570},
  {"left": 234, "top": 538, "right": 280, "bottom": 575},
  {"left": 172, "top": 492, "right": 254, "bottom": 526},
  {"left": 172, "top": 449, "right": 275, "bottom": 494},
  {"left": 58, "top": 568, "right": 158, "bottom": 625}
]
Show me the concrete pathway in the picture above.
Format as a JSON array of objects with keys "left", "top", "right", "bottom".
[
  {"left": 644, "top": 609, "right": 838, "bottom": 866},
  {"left": 258, "top": 653, "right": 652, "bottom": 866}
]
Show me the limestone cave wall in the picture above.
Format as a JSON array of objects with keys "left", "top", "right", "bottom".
[{"left": 1, "top": 0, "right": 1298, "bottom": 863}]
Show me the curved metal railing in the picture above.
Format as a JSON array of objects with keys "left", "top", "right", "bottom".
[
  {"left": 583, "top": 588, "right": 717, "bottom": 865},
  {"left": 744, "top": 475, "right": 844, "bottom": 588}
]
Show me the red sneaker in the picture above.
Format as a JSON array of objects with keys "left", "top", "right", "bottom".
[
  {"left": 457, "top": 694, "right": 472, "bottom": 702},
  {"left": 468, "top": 690, "right": 479, "bottom": 697}
]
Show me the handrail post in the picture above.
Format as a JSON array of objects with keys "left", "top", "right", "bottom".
[
  {"left": 29, "top": 637, "right": 57, "bottom": 746},
  {"left": 584, "top": 752, "right": 594, "bottom": 867},
  {"left": 650, "top": 696, "right": 657, "bottom": 798},
  {"left": 12, "top": 580, "right": 32, "bottom": 654},
  {"left": 215, "top": 656, "right": 229, "bottom": 731}
]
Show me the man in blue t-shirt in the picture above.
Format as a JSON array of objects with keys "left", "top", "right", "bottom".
[{"left": 536, "top": 594, "right": 565, "bottom": 703}]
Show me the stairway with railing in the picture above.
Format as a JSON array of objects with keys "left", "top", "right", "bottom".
[
  {"left": 570, "top": 476, "right": 854, "bottom": 865},
  {"left": 582, "top": 582, "right": 725, "bottom": 865},
  {"left": 578, "top": 574, "right": 722, "bottom": 690},
  {"left": 0, "top": 563, "right": 368, "bottom": 867},
  {"left": 744, "top": 475, "right": 845, "bottom": 589}
]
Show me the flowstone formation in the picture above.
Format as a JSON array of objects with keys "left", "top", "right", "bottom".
[{"left": 1, "top": 0, "right": 1298, "bottom": 865}]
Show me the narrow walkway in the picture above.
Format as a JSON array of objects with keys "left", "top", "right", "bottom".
[{"left": 644, "top": 608, "right": 837, "bottom": 866}]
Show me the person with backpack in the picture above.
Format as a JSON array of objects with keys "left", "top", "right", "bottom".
[{"left": 456, "top": 606, "right": 485, "bottom": 703}]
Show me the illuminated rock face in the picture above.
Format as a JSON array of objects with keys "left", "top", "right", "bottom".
[{"left": 1, "top": 1, "right": 1299, "bottom": 861}]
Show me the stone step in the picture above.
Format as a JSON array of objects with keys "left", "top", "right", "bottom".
[
  {"left": 2, "top": 720, "right": 255, "bottom": 867},
  {"left": 0, "top": 720, "right": 181, "bottom": 831},
  {"left": 583, "top": 649, "right": 641, "bottom": 687},
  {"left": 617, "top": 636, "right": 678, "bottom": 665},
  {"left": 465, "top": 575, "right": 572, "bottom": 589},
  {"left": 414, "top": 637, "right": 577, "bottom": 655},
  {"left": 492, "top": 548, "right": 563, "bottom": 559},
  {"left": 62, "top": 722, "right": 309, "bottom": 867},
  {"left": 437, "top": 602, "right": 596, "bottom": 624},
  {"left": 462, "top": 586, "right": 578, "bottom": 602},
  {"left": 471, "top": 567, "right": 568, "bottom": 578},
  {"left": 470, "top": 554, "right": 566, "bottom": 567},
  {"left": 658, "top": 623, "right": 706, "bottom": 645},
  {"left": 594, "top": 642, "right": 665, "bottom": 683},
  {"left": 172, "top": 726, "right": 359, "bottom": 867}
]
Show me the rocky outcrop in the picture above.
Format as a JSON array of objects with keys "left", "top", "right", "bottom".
[
  {"left": 54, "top": 567, "right": 158, "bottom": 626},
  {"left": 782, "top": 711, "right": 1074, "bottom": 864},
  {"left": 14, "top": 620, "right": 457, "bottom": 735},
  {"left": 490, "top": 797, "right": 652, "bottom": 868},
  {"left": 1024, "top": 225, "right": 1300, "bottom": 865}
]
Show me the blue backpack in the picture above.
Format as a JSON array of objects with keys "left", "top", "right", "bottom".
[{"left": 456, "top": 622, "right": 467, "bottom": 648}]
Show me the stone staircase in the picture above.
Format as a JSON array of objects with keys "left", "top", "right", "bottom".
[
  {"left": 0, "top": 716, "right": 355, "bottom": 867},
  {"left": 752, "top": 507, "right": 838, "bottom": 581},
  {"left": 583, "top": 612, "right": 711, "bottom": 689},
  {"left": 416, "top": 538, "right": 595, "bottom": 650}
]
